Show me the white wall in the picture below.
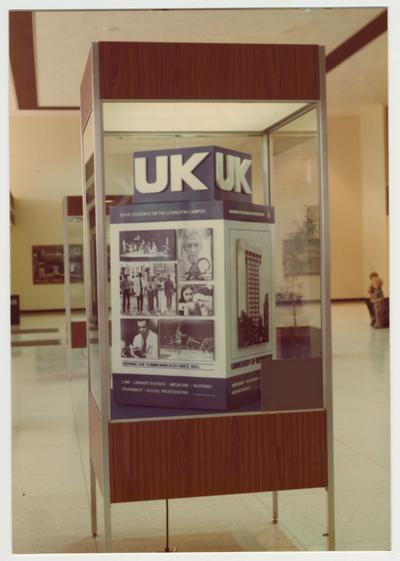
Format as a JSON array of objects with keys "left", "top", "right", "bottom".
[
  {"left": 359, "top": 106, "right": 389, "bottom": 295},
  {"left": 328, "top": 115, "right": 364, "bottom": 298},
  {"left": 10, "top": 112, "right": 82, "bottom": 310},
  {"left": 327, "top": 108, "right": 388, "bottom": 299}
]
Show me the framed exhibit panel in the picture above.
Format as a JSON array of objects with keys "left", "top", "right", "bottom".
[
  {"left": 32, "top": 245, "right": 64, "bottom": 284},
  {"left": 80, "top": 41, "right": 333, "bottom": 552}
]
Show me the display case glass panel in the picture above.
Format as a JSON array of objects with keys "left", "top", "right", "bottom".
[
  {"left": 82, "top": 112, "right": 103, "bottom": 411},
  {"left": 83, "top": 97, "right": 327, "bottom": 422},
  {"left": 64, "top": 210, "right": 86, "bottom": 375},
  {"left": 269, "top": 108, "right": 322, "bottom": 359},
  {"left": 101, "top": 101, "right": 308, "bottom": 422}
]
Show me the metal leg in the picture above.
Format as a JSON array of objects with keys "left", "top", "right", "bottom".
[
  {"left": 103, "top": 498, "right": 112, "bottom": 552},
  {"left": 165, "top": 499, "right": 170, "bottom": 552},
  {"left": 272, "top": 491, "right": 278, "bottom": 524},
  {"left": 326, "top": 486, "right": 336, "bottom": 550},
  {"left": 90, "top": 460, "right": 97, "bottom": 537}
]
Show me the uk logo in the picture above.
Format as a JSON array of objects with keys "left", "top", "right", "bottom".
[{"left": 133, "top": 146, "right": 252, "bottom": 203}]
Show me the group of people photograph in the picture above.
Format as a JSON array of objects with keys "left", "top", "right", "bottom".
[
  {"left": 120, "top": 230, "right": 176, "bottom": 261},
  {"left": 118, "top": 226, "right": 216, "bottom": 363},
  {"left": 120, "top": 263, "right": 177, "bottom": 316}
]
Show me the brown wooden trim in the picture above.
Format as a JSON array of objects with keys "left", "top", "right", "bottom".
[
  {"left": 71, "top": 320, "right": 87, "bottom": 348},
  {"left": 20, "top": 308, "right": 66, "bottom": 314},
  {"left": 99, "top": 42, "right": 321, "bottom": 102},
  {"left": 66, "top": 195, "right": 83, "bottom": 216},
  {"left": 89, "top": 392, "right": 104, "bottom": 493},
  {"left": 20, "top": 308, "right": 85, "bottom": 314},
  {"left": 37, "top": 106, "right": 80, "bottom": 111},
  {"left": 109, "top": 410, "right": 327, "bottom": 503},
  {"left": 331, "top": 298, "right": 366, "bottom": 303},
  {"left": 326, "top": 10, "right": 387, "bottom": 72},
  {"left": 11, "top": 327, "right": 58, "bottom": 334},
  {"left": 80, "top": 50, "right": 93, "bottom": 131},
  {"left": 9, "top": 11, "right": 37, "bottom": 109},
  {"left": 11, "top": 339, "right": 61, "bottom": 347}
]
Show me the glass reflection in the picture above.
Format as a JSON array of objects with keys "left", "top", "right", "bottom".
[{"left": 269, "top": 109, "right": 322, "bottom": 358}]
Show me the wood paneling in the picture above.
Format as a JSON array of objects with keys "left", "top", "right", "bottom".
[
  {"left": 80, "top": 50, "right": 93, "bottom": 131},
  {"left": 109, "top": 410, "right": 327, "bottom": 503},
  {"left": 89, "top": 393, "right": 103, "bottom": 493},
  {"left": 99, "top": 42, "right": 321, "bottom": 102},
  {"left": 326, "top": 10, "right": 387, "bottom": 72},
  {"left": 71, "top": 321, "right": 87, "bottom": 348},
  {"left": 9, "top": 11, "right": 37, "bottom": 109},
  {"left": 66, "top": 196, "right": 83, "bottom": 217}
]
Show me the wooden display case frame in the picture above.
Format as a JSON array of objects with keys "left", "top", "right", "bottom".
[{"left": 80, "top": 40, "right": 334, "bottom": 552}]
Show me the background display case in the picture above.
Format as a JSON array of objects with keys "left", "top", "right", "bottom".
[
  {"left": 81, "top": 41, "right": 333, "bottom": 551},
  {"left": 63, "top": 196, "right": 86, "bottom": 376}
]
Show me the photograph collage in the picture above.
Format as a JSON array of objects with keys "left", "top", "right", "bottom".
[{"left": 119, "top": 227, "right": 216, "bottom": 363}]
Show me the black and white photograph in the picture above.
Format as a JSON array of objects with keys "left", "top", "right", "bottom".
[
  {"left": 120, "top": 263, "right": 177, "bottom": 316},
  {"left": 120, "top": 230, "right": 176, "bottom": 261},
  {"left": 159, "top": 320, "right": 214, "bottom": 361},
  {"left": 178, "top": 284, "right": 214, "bottom": 316},
  {"left": 236, "top": 238, "right": 269, "bottom": 348},
  {"left": 120, "top": 318, "right": 159, "bottom": 359},
  {"left": 177, "top": 227, "right": 213, "bottom": 281}
]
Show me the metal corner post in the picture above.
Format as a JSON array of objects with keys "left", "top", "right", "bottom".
[
  {"left": 92, "top": 42, "right": 113, "bottom": 552},
  {"left": 80, "top": 91, "right": 96, "bottom": 543},
  {"left": 317, "top": 45, "right": 335, "bottom": 551},
  {"left": 62, "top": 198, "right": 72, "bottom": 378}
]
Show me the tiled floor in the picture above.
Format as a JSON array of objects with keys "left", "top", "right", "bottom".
[{"left": 11, "top": 303, "right": 390, "bottom": 553}]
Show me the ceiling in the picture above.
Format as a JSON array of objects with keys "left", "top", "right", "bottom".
[{"left": 9, "top": 7, "right": 387, "bottom": 117}]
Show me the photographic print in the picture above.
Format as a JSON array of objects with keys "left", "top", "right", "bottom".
[
  {"left": 159, "top": 320, "right": 214, "bottom": 361},
  {"left": 178, "top": 284, "right": 214, "bottom": 316},
  {"left": 120, "top": 318, "right": 159, "bottom": 359},
  {"left": 32, "top": 245, "right": 64, "bottom": 284},
  {"left": 177, "top": 227, "right": 213, "bottom": 281},
  {"left": 120, "top": 263, "right": 177, "bottom": 316},
  {"left": 237, "top": 239, "right": 269, "bottom": 348},
  {"left": 120, "top": 230, "right": 176, "bottom": 261}
]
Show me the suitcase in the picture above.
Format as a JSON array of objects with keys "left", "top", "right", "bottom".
[{"left": 373, "top": 298, "right": 389, "bottom": 328}]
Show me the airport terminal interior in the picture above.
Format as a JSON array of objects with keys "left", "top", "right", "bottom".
[{"left": 9, "top": 6, "right": 391, "bottom": 556}]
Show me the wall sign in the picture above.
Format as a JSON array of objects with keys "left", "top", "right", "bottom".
[{"left": 133, "top": 146, "right": 252, "bottom": 203}]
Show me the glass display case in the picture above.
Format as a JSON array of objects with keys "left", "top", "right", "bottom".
[
  {"left": 63, "top": 196, "right": 86, "bottom": 376},
  {"left": 81, "top": 41, "right": 333, "bottom": 551}
]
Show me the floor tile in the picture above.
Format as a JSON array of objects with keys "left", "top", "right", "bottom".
[
  {"left": 12, "top": 444, "right": 83, "bottom": 476},
  {"left": 13, "top": 507, "right": 96, "bottom": 554},
  {"left": 10, "top": 304, "right": 391, "bottom": 552},
  {"left": 13, "top": 472, "right": 89, "bottom": 513}
]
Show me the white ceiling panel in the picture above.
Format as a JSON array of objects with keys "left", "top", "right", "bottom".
[
  {"left": 327, "top": 33, "right": 387, "bottom": 115},
  {"left": 32, "top": 8, "right": 385, "bottom": 110},
  {"left": 102, "top": 101, "right": 307, "bottom": 133}
]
